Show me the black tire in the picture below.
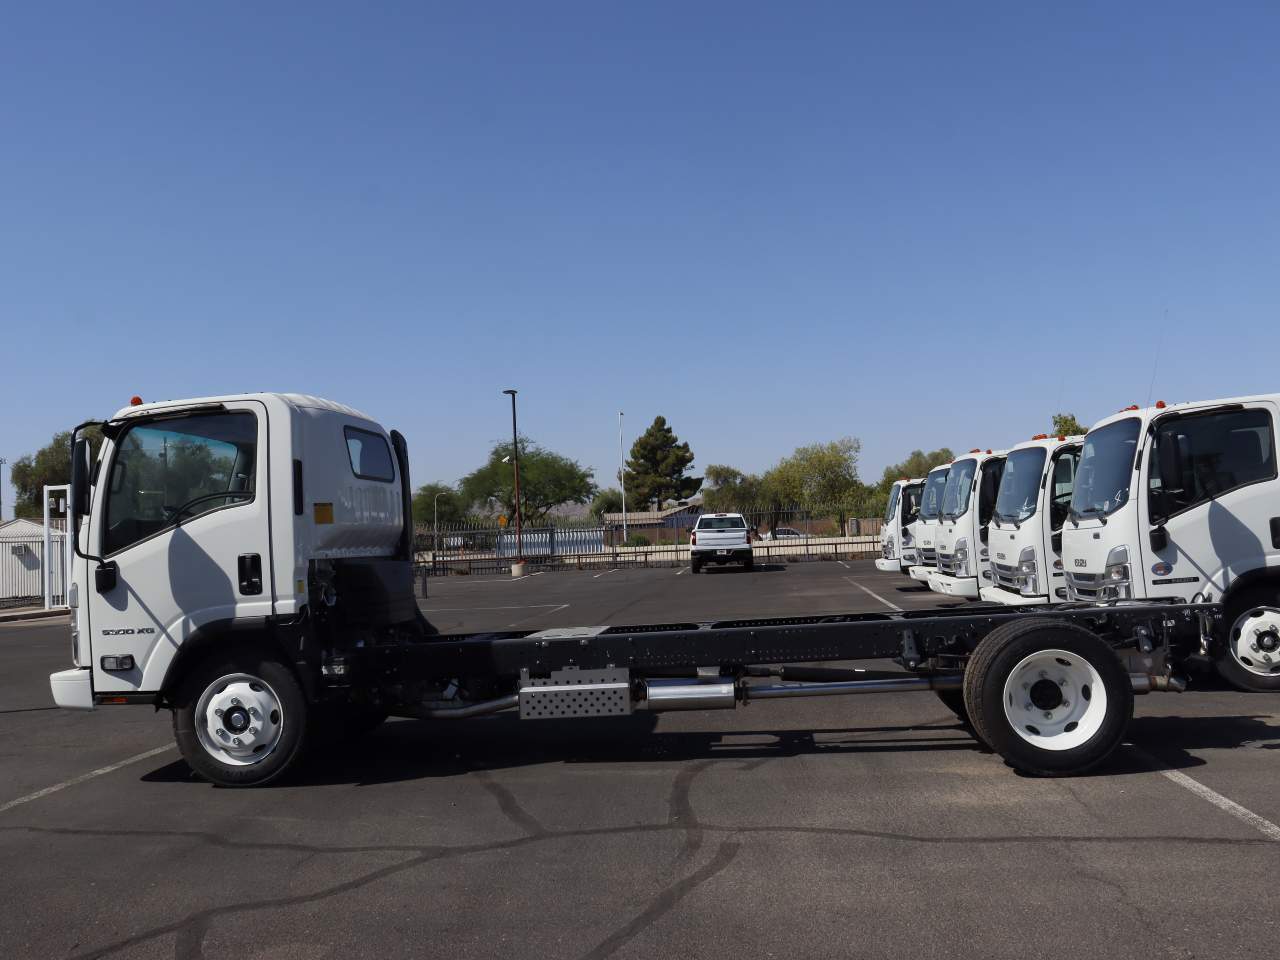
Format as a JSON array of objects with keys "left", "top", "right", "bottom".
[
  {"left": 172, "top": 646, "right": 308, "bottom": 787},
  {"left": 963, "top": 618, "right": 1132, "bottom": 777},
  {"left": 1216, "top": 585, "right": 1280, "bottom": 692},
  {"left": 743, "top": 556, "right": 754, "bottom": 571},
  {"left": 690, "top": 560, "right": 701, "bottom": 574}
]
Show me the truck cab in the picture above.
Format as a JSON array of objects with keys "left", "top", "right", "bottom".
[
  {"left": 1062, "top": 395, "right": 1280, "bottom": 691},
  {"left": 907, "top": 464, "right": 950, "bottom": 584},
  {"left": 876, "top": 478, "right": 925, "bottom": 574},
  {"left": 981, "top": 435, "right": 1083, "bottom": 606},
  {"left": 49, "top": 393, "right": 423, "bottom": 782},
  {"left": 927, "top": 450, "right": 1006, "bottom": 599}
]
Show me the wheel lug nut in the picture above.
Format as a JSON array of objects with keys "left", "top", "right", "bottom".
[
  {"left": 232, "top": 737, "right": 242, "bottom": 746},
  {"left": 230, "top": 697, "right": 241, "bottom": 706},
  {"left": 1061, "top": 700, "right": 1069, "bottom": 707},
  {"left": 214, "top": 708, "right": 224, "bottom": 717},
  {"left": 1043, "top": 712, "right": 1053, "bottom": 720},
  {"left": 249, "top": 727, "right": 258, "bottom": 736}
]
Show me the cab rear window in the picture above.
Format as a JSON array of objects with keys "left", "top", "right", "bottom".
[
  {"left": 696, "top": 516, "right": 746, "bottom": 529},
  {"left": 344, "top": 426, "right": 395, "bottom": 482}
]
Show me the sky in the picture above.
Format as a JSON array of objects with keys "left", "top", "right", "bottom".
[{"left": 3, "top": 1, "right": 1279, "bottom": 513}]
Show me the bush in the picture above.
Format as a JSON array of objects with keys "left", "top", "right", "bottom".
[{"left": 624, "top": 534, "right": 651, "bottom": 547}]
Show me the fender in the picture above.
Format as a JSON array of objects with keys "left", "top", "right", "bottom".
[{"left": 155, "top": 614, "right": 314, "bottom": 704}]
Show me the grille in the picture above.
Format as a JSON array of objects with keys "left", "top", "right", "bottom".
[
  {"left": 993, "top": 561, "right": 1020, "bottom": 590},
  {"left": 1066, "top": 570, "right": 1106, "bottom": 600},
  {"left": 936, "top": 551, "right": 956, "bottom": 575},
  {"left": 919, "top": 547, "right": 937, "bottom": 564}
]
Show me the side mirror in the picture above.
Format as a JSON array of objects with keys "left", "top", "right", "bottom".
[
  {"left": 71, "top": 438, "right": 92, "bottom": 519},
  {"left": 1150, "top": 526, "right": 1169, "bottom": 553}
]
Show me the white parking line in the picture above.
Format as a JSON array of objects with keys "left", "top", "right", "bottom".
[
  {"left": 838, "top": 561, "right": 850, "bottom": 569},
  {"left": 675, "top": 568, "right": 686, "bottom": 576},
  {"left": 843, "top": 576, "right": 903, "bottom": 612},
  {"left": 0, "top": 744, "right": 175, "bottom": 816},
  {"left": 1144, "top": 759, "right": 1280, "bottom": 841},
  {"left": 593, "top": 568, "right": 619, "bottom": 579},
  {"left": 509, "top": 603, "right": 569, "bottom": 627}
]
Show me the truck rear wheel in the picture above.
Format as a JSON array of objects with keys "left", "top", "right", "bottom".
[
  {"left": 172, "top": 648, "right": 308, "bottom": 787},
  {"left": 963, "top": 618, "right": 1132, "bottom": 777},
  {"left": 1217, "top": 586, "right": 1280, "bottom": 692}
]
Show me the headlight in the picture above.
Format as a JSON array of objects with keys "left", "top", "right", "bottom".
[
  {"left": 1103, "top": 545, "right": 1132, "bottom": 599},
  {"left": 883, "top": 535, "right": 896, "bottom": 560},
  {"left": 953, "top": 538, "right": 970, "bottom": 577},
  {"left": 1017, "top": 546, "right": 1039, "bottom": 596}
]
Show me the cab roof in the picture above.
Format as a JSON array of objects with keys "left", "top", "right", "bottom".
[
  {"left": 1086, "top": 393, "right": 1280, "bottom": 436},
  {"left": 110, "top": 392, "right": 378, "bottom": 424}
]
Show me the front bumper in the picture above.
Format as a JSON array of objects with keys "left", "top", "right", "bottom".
[
  {"left": 979, "top": 585, "right": 1049, "bottom": 607},
  {"left": 926, "top": 571, "right": 980, "bottom": 599},
  {"left": 874, "top": 558, "right": 901, "bottom": 573},
  {"left": 50, "top": 667, "right": 94, "bottom": 710},
  {"left": 907, "top": 565, "right": 934, "bottom": 583}
]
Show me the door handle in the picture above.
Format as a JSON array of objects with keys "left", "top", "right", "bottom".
[{"left": 238, "top": 554, "right": 263, "bottom": 596}]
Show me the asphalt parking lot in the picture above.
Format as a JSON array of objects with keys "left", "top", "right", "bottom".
[{"left": 3, "top": 560, "right": 1280, "bottom": 959}]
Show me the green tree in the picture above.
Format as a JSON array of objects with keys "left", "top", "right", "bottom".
[
  {"left": 589, "top": 488, "right": 624, "bottom": 521},
  {"left": 1051, "top": 412, "right": 1088, "bottom": 437},
  {"left": 701, "top": 465, "right": 764, "bottom": 512},
  {"left": 459, "top": 437, "right": 596, "bottom": 524},
  {"left": 758, "top": 437, "right": 863, "bottom": 532},
  {"left": 878, "top": 448, "right": 955, "bottom": 486},
  {"left": 623, "top": 416, "right": 701, "bottom": 510},
  {"left": 412, "top": 482, "right": 466, "bottom": 526},
  {"left": 10, "top": 427, "right": 104, "bottom": 519}
]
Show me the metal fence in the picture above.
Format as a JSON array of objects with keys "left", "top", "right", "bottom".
[
  {"left": 415, "top": 509, "right": 885, "bottom": 576},
  {"left": 0, "top": 536, "right": 66, "bottom": 608}
]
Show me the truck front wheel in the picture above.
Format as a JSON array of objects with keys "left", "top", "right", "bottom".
[
  {"left": 963, "top": 619, "right": 1132, "bottom": 777},
  {"left": 1217, "top": 586, "right": 1280, "bottom": 692},
  {"left": 172, "top": 648, "right": 308, "bottom": 787}
]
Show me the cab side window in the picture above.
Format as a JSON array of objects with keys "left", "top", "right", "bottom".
[
  {"left": 1049, "top": 449, "right": 1079, "bottom": 532},
  {"left": 103, "top": 412, "right": 257, "bottom": 555},
  {"left": 1149, "top": 408, "right": 1276, "bottom": 521},
  {"left": 977, "top": 461, "right": 1003, "bottom": 526}
]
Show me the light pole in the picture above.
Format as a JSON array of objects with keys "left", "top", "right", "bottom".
[
  {"left": 0, "top": 457, "right": 6, "bottom": 522},
  {"left": 432, "top": 491, "right": 447, "bottom": 557},
  {"left": 502, "top": 389, "right": 523, "bottom": 562},
  {"left": 618, "top": 412, "right": 627, "bottom": 543}
]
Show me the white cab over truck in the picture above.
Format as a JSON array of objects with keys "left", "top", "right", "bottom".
[
  {"left": 926, "top": 450, "right": 1006, "bottom": 599},
  {"left": 690, "top": 513, "right": 753, "bottom": 572},
  {"left": 981, "top": 435, "right": 1083, "bottom": 606},
  {"left": 1062, "top": 395, "right": 1280, "bottom": 692},
  {"left": 907, "top": 464, "right": 950, "bottom": 583},
  {"left": 48, "top": 391, "right": 1263, "bottom": 786},
  {"left": 876, "top": 478, "right": 924, "bottom": 574}
]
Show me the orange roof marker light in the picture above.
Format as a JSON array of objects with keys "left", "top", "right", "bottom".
[
  {"left": 1155, "top": 400, "right": 1167, "bottom": 409},
  {"left": 1057, "top": 435, "right": 1067, "bottom": 441},
  {"left": 970, "top": 448, "right": 981, "bottom": 453},
  {"left": 130, "top": 396, "right": 144, "bottom": 406},
  {"left": 1032, "top": 434, "right": 1048, "bottom": 440},
  {"left": 985, "top": 449, "right": 992, "bottom": 454}
]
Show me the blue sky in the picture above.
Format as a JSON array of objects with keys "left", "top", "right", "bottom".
[{"left": 3, "top": 1, "right": 1279, "bottom": 511}]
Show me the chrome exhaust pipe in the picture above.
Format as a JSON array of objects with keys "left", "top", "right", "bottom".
[
  {"left": 641, "top": 679, "right": 737, "bottom": 711},
  {"left": 1129, "top": 673, "right": 1188, "bottom": 694}
]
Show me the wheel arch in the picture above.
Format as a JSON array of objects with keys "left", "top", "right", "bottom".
[{"left": 159, "top": 618, "right": 305, "bottom": 705}]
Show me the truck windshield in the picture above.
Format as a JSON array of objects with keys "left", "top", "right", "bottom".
[
  {"left": 940, "top": 459, "right": 977, "bottom": 520},
  {"left": 993, "top": 447, "right": 1047, "bottom": 523},
  {"left": 1071, "top": 418, "right": 1140, "bottom": 519},
  {"left": 918, "top": 470, "right": 949, "bottom": 521},
  {"left": 883, "top": 484, "right": 901, "bottom": 523}
]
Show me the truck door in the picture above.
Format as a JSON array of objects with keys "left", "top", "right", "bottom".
[
  {"left": 86, "top": 401, "right": 274, "bottom": 694},
  {"left": 1044, "top": 447, "right": 1079, "bottom": 598},
  {"left": 1140, "top": 403, "right": 1278, "bottom": 601}
]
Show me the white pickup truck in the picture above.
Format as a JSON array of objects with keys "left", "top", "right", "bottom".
[{"left": 690, "top": 513, "right": 753, "bottom": 573}]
